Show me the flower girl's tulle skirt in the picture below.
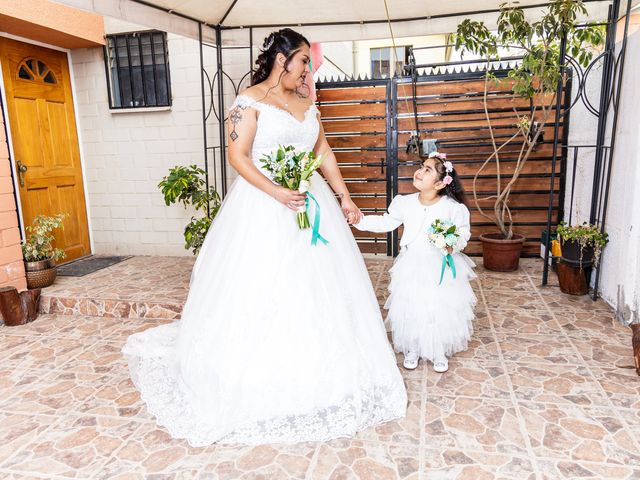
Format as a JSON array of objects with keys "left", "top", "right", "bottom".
[
  {"left": 385, "top": 241, "right": 477, "bottom": 361},
  {"left": 123, "top": 172, "right": 407, "bottom": 446}
]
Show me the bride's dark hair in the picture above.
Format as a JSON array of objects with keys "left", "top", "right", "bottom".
[{"left": 251, "top": 28, "right": 310, "bottom": 86}]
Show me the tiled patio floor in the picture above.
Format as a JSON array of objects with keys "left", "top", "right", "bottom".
[{"left": 1, "top": 256, "right": 639, "bottom": 479}]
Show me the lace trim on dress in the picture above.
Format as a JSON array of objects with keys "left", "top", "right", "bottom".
[{"left": 231, "top": 94, "right": 318, "bottom": 123}]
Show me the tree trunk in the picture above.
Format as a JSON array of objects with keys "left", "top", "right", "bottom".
[{"left": 0, "top": 287, "right": 41, "bottom": 326}]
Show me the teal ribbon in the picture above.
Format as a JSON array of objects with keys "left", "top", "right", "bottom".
[
  {"left": 305, "top": 192, "right": 329, "bottom": 246},
  {"left": 439, "top": 253, "right": 457, "bottom": 285}
]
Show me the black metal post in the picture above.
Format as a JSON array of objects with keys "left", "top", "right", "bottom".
[
  {"left": 387, "top": 77, "right": 396, "bottom": 256},
  {"left": 198, "top": 23, "right": 211, "bottom": 217},
  {"left": 589, "top": 1, "right": 618, "bottom": 223},
  {"left": 216, "top": 25, "right": 228, "bottom": 196},
  {"left": 592, "top": 0, "right": 632, "bottom": 300},
  {"left": 542, "top": 32, "right": 567, "bottom": 286},
  {"left": 568, "top": 147, "right": 579, "bottom": 225},
  {"left": 557, "top": 70, "right": 573, "bottom": 225},
  {"left": 249, "top": 27, "right": 254, "bottom": 76}
]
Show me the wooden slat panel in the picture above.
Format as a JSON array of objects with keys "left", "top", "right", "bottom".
[
  {"left": 357, "top": 242, "right": 389, "bottom": 254},
  {"left": 397, "top": 116, "right": 563, "bottom": 131},
  {"left": 334, "top": 151, "right": 386, "bottom": 164},
  {"left": 317, "top": 76, "right": 567, "bottom": 258},
  {"left": 470, "top": 210, "right": 559, "bottom": 224},
  {"left": 464, "top": 241, "right": 541, "bottom": 256},
  {"left": 398, "top": 177, "right": 559, "bottom": 194},
  {"left": 396, "top": 160, "right": 563, "bottom": 178},
  {"left": 351, "top": 196, "right": 388, "bottom": 209},
  {"left": 317, "top": 86, "right": 387, "bottom": 102},
  {"left": 340, "top": 166, "right": 387, "bottom": 179},
  {"left": 397, "top": 124, "right": 562, "bottom": 142},
  {"left": 398, "top": 78, "right": 518, "bottom": 96},
  {"left": 323, "top": 119, "right": 386, "bottom": 133},
  {"left": 345, "top": 181, "right": 387, "bottom": 194},
  {"left": 471, "top": 224, "right": 549, "bottom": 238},
  {"left": 326, "top": 134, "right": 386, "bottom": 149},
  {"left": 350, "top": 228, "right": 387, "bottom": 239},
  {"left": 398, "top": 143, "right": 563, "bottom": 160},
  {"left": 319, "top": 103, "right": 386, "bottom": 118},
  {"left": 396, "top": 93, "right": 555, "bottom": 115},
  {"left": 380, "top": 191, "right": 559, "bottom": 209}
]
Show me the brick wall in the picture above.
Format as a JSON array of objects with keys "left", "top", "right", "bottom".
[{"left": 0, "top": 117, "right": 26, "bottom": 291}]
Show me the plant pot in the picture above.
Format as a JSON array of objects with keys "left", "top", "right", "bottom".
[
  {"left": 479, "top": 233, "right": 525, "bottom": 272},
  {"left": 560, "top": 239, "right": 595, "bottom": 264},
  {"left": 24, "top": 258, "right": 57, "bottom": 289},
  {"left": 556, "top": 258, "right": 590, "bottom": 295}
]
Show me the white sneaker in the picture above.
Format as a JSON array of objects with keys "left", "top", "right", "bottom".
[
  {"left": 433, "top": 357, "right": 449, "bottom": 373},
  {"left": 403, "top": 351, "right": 419, "bottom": 370}
]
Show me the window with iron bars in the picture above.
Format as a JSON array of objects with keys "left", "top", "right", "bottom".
[{"left": 104, "top": 31, "right": 171, "bottom": 109}]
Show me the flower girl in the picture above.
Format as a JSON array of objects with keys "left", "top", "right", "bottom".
[{"left": 354, "top": 152, "right": 477, "bottom": 372}]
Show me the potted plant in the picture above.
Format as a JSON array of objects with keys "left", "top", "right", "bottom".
[
  {"left": 21, "top": 213, "right": 67, "bottom": 289},
  {"left": 158, "top": 165, "right": 221, "bottom": 254},
  {"left": 556, "top": 221, "right": 608, "bottom": 267},
  {"left": 453, "top": 0, "right": 604, "bottom": 271},
  {"left": 554, "top": 221, "right": 608, "bottom": 295}
]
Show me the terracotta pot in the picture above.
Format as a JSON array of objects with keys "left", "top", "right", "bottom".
[
  {"left": 24, "top": 258, "right": 57, "bottom": 289},
  {"left": 556, "top": 259, "right": 589, "bottom": 295},
  {"left": 479, "top": 233, "right": 525, "bottom": 272}
]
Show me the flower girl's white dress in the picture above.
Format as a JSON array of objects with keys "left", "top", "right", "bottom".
[
  {"left": 355, "top": 194, "right": 477, "bottom": 361},
  {"left": 122, "top": 95, "right": 407, "bottom": 447}
]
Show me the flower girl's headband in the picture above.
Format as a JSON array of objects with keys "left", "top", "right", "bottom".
[{"left": 428, "top": 151, "right": 454, "bottom": 185}]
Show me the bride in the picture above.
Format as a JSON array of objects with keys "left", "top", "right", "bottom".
[{"left": 123, "top": 28, "right": 407, "bottom": 447}]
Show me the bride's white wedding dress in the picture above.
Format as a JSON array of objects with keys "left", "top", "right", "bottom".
[{"left": 122, "top": 94, "right": 407, "bottom": 447}]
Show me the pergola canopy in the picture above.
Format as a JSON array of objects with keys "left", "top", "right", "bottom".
[{"left": 57, "top": 0, "right": 625, "bottom": 45}]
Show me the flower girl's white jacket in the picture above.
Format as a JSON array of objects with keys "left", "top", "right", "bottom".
[{"left": 354, "top": 193, "right": 472, "bottom": 252}]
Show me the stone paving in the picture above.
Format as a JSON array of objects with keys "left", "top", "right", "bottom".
[{"left": 0, "top": 256, "right": 638, "bottom": 479}]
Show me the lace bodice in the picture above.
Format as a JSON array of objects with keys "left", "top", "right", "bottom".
[{"left": 230, "top": 94, "right": 320, "bottom": 162}]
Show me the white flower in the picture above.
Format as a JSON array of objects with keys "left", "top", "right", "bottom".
[
  {"left": 434, "top": 237, "right": 446, "bottom": 249},
  {"left": 299, "top": 180, "right": 311, "bottom": 193}
]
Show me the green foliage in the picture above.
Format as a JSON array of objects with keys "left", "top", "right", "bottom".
[
  {"left": 557, "top": 221, "right": 609, "bottom": 266},
  {"left": 158, "top": 165, "right": 221, "bottom": 254},
  {"left": 21, "top": 213, "right": 67, "bottom": 262},
  {"left": 454, "top": 1, "right": 605, "bottom": 98},
  {"left": 452, "top": 1, "right": 605, "bottom": 239}
]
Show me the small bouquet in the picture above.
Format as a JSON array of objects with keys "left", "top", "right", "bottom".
[
  {"left": 427, "top": 219, "right": 459, "bottom": 284},
  {"left": 260, "top": 145, "right": 328, "bottom": 245}
]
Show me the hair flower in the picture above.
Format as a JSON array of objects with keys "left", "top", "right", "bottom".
[
  {"left": 429, "top": 151, "right": 448, "bottom": 161},
  {"left": 443, "top": 161, "right": 454, "bottom": 173}
]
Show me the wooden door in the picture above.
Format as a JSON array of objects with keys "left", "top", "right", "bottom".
[{"left": 0, "top": 37, "right": 90, "bottom": 262}]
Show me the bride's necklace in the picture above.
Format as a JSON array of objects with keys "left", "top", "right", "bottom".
[{"left": 269, "top": 88, "right": 302, "bottom": 110}]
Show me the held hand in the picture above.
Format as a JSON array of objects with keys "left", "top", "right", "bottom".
[
  {"left": 273, "top": 186, "right": 306, "bottom": 211},
  {"left": 341, "top": 197, "right": 363, "bottom": 225},
  {"left": 446, "top": 246, "right": 454, "bottom": 254}
]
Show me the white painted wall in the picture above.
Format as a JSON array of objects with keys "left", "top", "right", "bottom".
[
  {"left": 353, "top": 35, "right": 448, "bottom": 78},
  {"left": 594, "top": 27, "right": 640, "bottom": 325},
  {"left": 316, "top": 42, "right": 353, "bottom": 79},
  {"left": 563, "top": 18, "right": 640, "bottom": 325},
  {"left": 71, "top": 17, "right": 246, "bottom": 256},
  {"left": 316, "top": 35, "right": 449, "bottom": 80}
]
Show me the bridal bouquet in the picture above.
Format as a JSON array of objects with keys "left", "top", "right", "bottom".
[
  {"left": 260, "top": 145, "right": 328, "bottom": 244},
  {"left": 427, "top": 219, "right": 459, "bottom": 284}
]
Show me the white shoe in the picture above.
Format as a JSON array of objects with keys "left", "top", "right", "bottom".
[
  {"left": 403, "top": 351, "right": 419, "bottom": 370},
  {"left": 433, "top": 357, "right": 449, "bottom": 373}
]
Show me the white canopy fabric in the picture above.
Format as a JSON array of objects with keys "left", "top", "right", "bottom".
[{"left": 55, "top": 0, "right": 631, "bottom": 45}]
